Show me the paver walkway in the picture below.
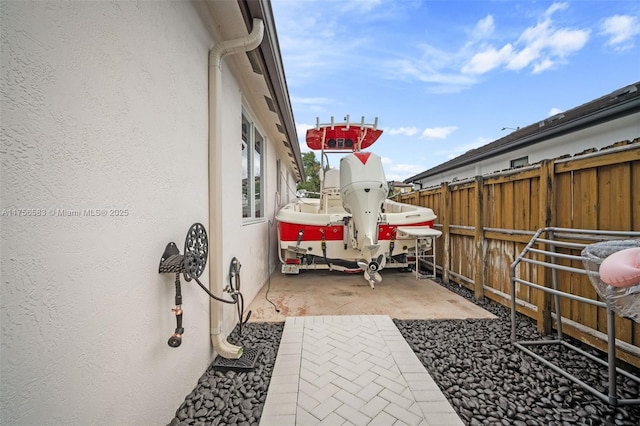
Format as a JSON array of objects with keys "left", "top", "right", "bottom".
[{"left": 260, "top": 315, "right": 464, "bottom": 426}]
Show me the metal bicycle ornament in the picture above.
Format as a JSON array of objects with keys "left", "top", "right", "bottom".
[{"left": 158, "top": 223, "right": 249, "bottom": 348}]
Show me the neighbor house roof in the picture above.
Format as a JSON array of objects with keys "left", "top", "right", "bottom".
[
  {"left": 405, "top": 81, "right": 640, "bottom": 184},
  {"left": 389, "top": 181, "right": 413, "bottom": 188}
]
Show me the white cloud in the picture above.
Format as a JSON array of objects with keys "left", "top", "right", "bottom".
[
  {"left": 472, "top": 15, "right": 495, "bottom": 40},
  {"left": 296, "top": 122, "right": 314, "bottom": 135},
  {"left": 500, "top": 6, "right": 588, "bottom": 73},
  {"left": 421, "top": 126, "right": 458, "bottom": 139},
  {"left": 385, "top": 45, "right": 477, "bottom": 93},
  {"left": 271, "top": 1, "right": 371, "bottom": 85},
  {"left": 292, "top": 96, "right": 332, "bottom": 106},
  {"left": 548, "top": 27, "right": 591, "bottom": 56},
  {"left": 445, "top": 137, "right": 492, "bottom": 160},
  {"left": 544, "top": 2, "right": 569, "bottom": 18},
  {"left": 390, "top": 163, "right": 425, "bottom": 173},
  {"left": 600, "top": 15, "right": 640, "bottom": 51},
  {"left": 532, "top": 57, "right": 554, "bottom": 73},
  {"left": 388, "top": 126, "right": 419, "bottom": 136},
  {"left": 385, "top": 163, "right": 427, "bottom": 182},
  {"left": 340, "top": 0, "right": 384, "bottom": 14},
  {"left": 548, "top": 107, "right": 564, "bottom": 116},
  {"left": 504, "top": 4, "right": 590, "bottom": 73},
  {"left": 462, "top": 44, "right": 514, "bottom": 75},
  {"left": 380, "top": 156, "right": 393, "bottom": 164},
  {"left": 291, "top": 97, "right": 335, "bottom": 115},
  {"left": 384, "top": 2, "right": 591, "bottom": 92},
  {"left": 296, "top": 123, "right": 314, "bottom": 151}
]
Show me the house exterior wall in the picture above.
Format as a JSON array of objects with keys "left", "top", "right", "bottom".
[
  {"left": 0, "top": 1, "right": 285, "bottom": 424},
  {"left": 214, "top": 89, "right": 281, "bottom": 332},
  {"left": 415, "top": 113, "right": 639, "bottom": 189}
]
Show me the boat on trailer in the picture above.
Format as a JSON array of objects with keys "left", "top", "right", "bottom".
[{"left": 276, "top": 116, "right": 441, "bottom": 288}]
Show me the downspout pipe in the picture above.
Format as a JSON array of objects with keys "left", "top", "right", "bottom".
[{"left": 208, "top": 18, "right": 264, "bottom": 359}]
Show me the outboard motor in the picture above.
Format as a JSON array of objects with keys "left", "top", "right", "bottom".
[{"left": 340, "top": 151, "right": 388, "bottom": 287}]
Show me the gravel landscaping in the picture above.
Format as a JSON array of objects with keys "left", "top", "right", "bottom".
[
  {"left": 169, "top": 279, "right": 640, "bottom": 426},
  {"left": 397, "top": 279, "right": 640, "bottom": 426}
]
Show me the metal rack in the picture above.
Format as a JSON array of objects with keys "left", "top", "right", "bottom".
[
  {"left": 510, "top": 227, "right": 640, "bottom": 406},
  {"left": 397, "top": 227, "right": 442, "bottom": 279}
]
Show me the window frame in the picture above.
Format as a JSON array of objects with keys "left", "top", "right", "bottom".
[
  {"left": 241, "top": 110, "right": 265, "bottom": 223},
  {"left": 510, "top": 156, "right": 529, "bottom": 168}
]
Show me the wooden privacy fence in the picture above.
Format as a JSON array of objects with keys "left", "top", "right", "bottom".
[{"left": 394, "top": 141, "right": 640, "bottom": 367}]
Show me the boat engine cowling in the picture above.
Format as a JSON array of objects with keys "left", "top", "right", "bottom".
[{"left": 340, "top": 152, "right": 388, "bottom": 249}]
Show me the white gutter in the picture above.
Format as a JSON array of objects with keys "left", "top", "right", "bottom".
[{"left": 208, "top": 18, "right": 264, "bottom": 359}]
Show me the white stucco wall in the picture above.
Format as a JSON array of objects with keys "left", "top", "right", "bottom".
[
  {"left": 0, "top": 1, "right": 233, "bottom": 424},
  {"left": 417, "top": 113, "right": 640, "bottom": 189},
  {"left": 211, "top": 85, "right": 280, "bottom": 332}
]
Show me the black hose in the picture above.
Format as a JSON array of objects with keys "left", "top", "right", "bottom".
[
  {"left": 191, "top": 275, "right": 236, "bottom": 305},
  {"left": 168, "top": 273, "right": 185, "bottom": 347},
  {"left": 229, "top": 257, "right": 251, "bottom": 335},
  {"left": 174, "top": 273, "right": 182, "bottom": 306}
]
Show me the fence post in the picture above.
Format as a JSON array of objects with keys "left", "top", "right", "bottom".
[
  {"left": 537, "top": 159, "right": 554, "bottom": 334},
  {"left": 474, "top": 176, "right": 485, "bottom": 299},
  {"left": 441, "top": 182, "right": 451, "bottom": 284}
]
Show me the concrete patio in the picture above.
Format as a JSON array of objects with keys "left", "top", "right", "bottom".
[{"left": 247, "top": 269, "right": 495, "bottom": 322}]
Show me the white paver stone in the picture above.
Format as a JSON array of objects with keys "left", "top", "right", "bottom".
[
  {"left": 259, "top": 414, "right": 296, "bottom": 426},
  {"left": 295, "top": 407, "right": 320, "bottom": 426},
  {"left": 332, "top": 376, "right": 363, "bottom": 395},
  {"left": 356, "top": 380, "right": 384, "bottom": 401},
  {"left": 317, "top": 412, "right": 347, "bottom": 426},
  {"left": 374, "top": 375, "right": 408, "bottom": 395},
  {"left": 383, "top": 402, "right": 423, "bottom": 426},
  {"left": 359, "top": 395, "right": 390, "bottom": 418},
  {"left": 261, "top": 315, "right": 463, "bottom": 426},
  {"left": 368, "top": 410, "right": 397, "bottom": 426},
  {"left": 379, "top": 388, "right": 414, "bottom": 409},
  {"left": 335, "top": 402, "right": 372, "bottom": 425},
  {"left": 297, "top": 389, "right": 320, "bottom": 412},
  {"left": 333, "top": 388, "right": 367, "bottom": 410},
  {"left": 310, "top": 396, "right": 342, "bottom": 420}
]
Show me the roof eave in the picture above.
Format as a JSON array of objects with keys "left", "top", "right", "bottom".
[
  {"left": 405, "top": 94, "right": 640, "bottom": 184},
  {"left": 238, "top": 0, "right": 304, "bottom": 183}
]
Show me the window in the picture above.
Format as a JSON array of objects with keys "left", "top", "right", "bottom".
[
  {"left": 276, "top": 159, "right": 282, "bottom": 205},
  {"left": 242, "top": 112, "right": 264, "bottom": 220},
  {"left": 510, "top": 156, "right": 528, "bottom": 168},
  {"left": 275, "top": 159, "right": 281, "bottom": 194}
]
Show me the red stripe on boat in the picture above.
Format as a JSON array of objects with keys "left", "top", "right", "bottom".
[
  {"left": 279, "top": 221, "right": 434, "bottom": 241},
  {"left": 354, "top": 152, "right": 371, "bottom": 164}
]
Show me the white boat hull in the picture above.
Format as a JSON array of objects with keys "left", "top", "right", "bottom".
[{"left": 276, "top": 198, "right": 438, "bottom": 272}]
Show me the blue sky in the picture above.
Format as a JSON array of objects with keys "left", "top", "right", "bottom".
[{"left": 271, "top": 0, "right": 640, "bottom": 181}]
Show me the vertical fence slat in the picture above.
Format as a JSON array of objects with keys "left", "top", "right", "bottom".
[
  {"left": 537, "top": 159, "right": 554, "bottom": 334},
  {"left": 441, "top": 182, "right": 451, "bottom": 284},
  {"left": 474, "top": 176, "right": 484, "bottom": 299}
]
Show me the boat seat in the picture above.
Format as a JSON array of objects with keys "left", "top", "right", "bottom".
[
  {"left": 321, "top": 169, "right": 342, "bottom": 212},
  {"left": 323, "top": 168, "right": 340, "bottom": 190},
  {"left": 384, "top": 201, "right": 404, "bottom": 213}
]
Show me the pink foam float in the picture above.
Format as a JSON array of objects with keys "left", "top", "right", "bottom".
[{"left": 599, "top": 247, "right": 640, "bottom": 288}]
